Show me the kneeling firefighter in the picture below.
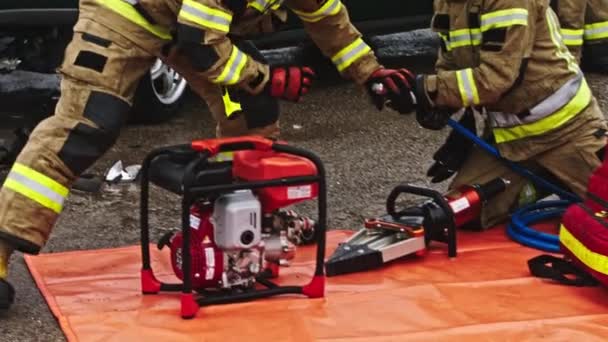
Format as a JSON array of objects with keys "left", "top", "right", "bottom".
[
  {"left": 551, "top": 0, "right": 608, "bottom": 71},
  {"left": 398, "top": 0, "right": 607, "bottom": 229},
  {"left": 0, "top": 0, "right": 416, "bottom": 310}
]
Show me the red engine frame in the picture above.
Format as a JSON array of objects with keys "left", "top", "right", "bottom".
[{"left": 139, "top": 136, "right": 327, "bottom": 319}]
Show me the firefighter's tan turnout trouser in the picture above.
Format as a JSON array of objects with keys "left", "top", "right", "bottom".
[
  {"left": 0, "top": 19, "right": 275, "bottom": 252},
  {"left": 553, "top": 0, "right": 608, "bottom": 61},
  {"left": 450, "top": 99, "right": 607, "bottom": 229},
  {"left": 0, "top": 0, "right": 383, "bottom": 253},
  {"left": 0, "top": 20, "right": 274, "bottom": 252}
]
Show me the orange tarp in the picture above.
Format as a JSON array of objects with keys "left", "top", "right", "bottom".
[{"left": 25, "top": 229, "right": 608, "bottom": 341}]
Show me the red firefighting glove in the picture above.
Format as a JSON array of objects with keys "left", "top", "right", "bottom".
[
  {"left": 269, "top": 66, "right": 316, "bottom": 102},
  {"left": 366, "top": 68, "right": 416, "bottom": 114}
]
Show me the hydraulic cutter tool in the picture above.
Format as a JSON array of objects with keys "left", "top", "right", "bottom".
[{"left": 325, "top": 178, "right": 509, "bottom": 276}]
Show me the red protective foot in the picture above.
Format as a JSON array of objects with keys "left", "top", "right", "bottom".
[
  {"left": 141, "top": 269, "right": 161, "bottom": 294},
  {"left": 266, "top": 262, "right": 280, "bottom": 278},
  {"left": 302, "top": 275, "right": 325, "bottom": 298},
  {"left": 416, "top": 248, "right": 427, "bottom": 257},
  {"left": 180, "top": 293, "right": 199, "bottom": 319}
]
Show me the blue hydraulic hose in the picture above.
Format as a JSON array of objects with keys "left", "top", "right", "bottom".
[
  {"left": 506, "top": 200, "right": 570, "bottom": 253},
  {"left": 446, "top": 118, "right": 576, "bottom": 252},
  {"left": 446, "top": 119, "right": 581, "bottom": 203}
]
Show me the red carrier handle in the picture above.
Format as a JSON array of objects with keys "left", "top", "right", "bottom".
[{"left": 191, "top": 136, "right": 276, "bottom": 157}]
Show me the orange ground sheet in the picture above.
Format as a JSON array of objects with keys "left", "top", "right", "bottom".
[{"left": 25, "top": 228, "right": 608, "bottom": 341}]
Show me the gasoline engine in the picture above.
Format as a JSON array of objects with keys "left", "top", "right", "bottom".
[
  {"left": 158, "top": 193, "right": 316, "bottom": 290},
  {"left": 139, "top": 137, "right": 327, "bottom": 319}
]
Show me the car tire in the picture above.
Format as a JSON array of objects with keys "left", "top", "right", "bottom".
[{"left": 129, "top": 59, "right": 188, "bottom": 124}]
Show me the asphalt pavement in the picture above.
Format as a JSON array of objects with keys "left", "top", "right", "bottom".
[{"left": 1, "top": 69, "right": 607, "bottom": 342}]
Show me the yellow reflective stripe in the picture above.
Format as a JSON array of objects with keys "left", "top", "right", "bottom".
[
  {"left": 447, "top": 29, "right": 482, "bottom": 49},
  {"left": 248, "top": 0, "right": 282, "bottom": 12},
  {"left": 438, "top": 33, "right": 451, "bottom": 51},
  {"left": 438, "top": 9, "right": 527, "bottom": 51},
  {"left": 438, "top": 31, "right": 480, "bottom": 51},
  {"left": 182, "top": 0, "right": 232, "bottom": 21},
  {"left": 561, "top": 28, "right": 584, "bottom": 46},
  {"left": 4, "top": 163, "right": 68, "bottom": 213},
  {"left": 12, "top": 163, "right": 68, "bottom": 197},
  {"left": 214, "top": 46, "right": 247, "bottom": 85},
  {"left": 584, "top": 21, "right": 608, "bottom": 41},
  {"left": 480, "top": 8, "right": 528, "bottom": 31},
  {"left": 493, "top": 78, "right": 591, "bottom": 143},
  {"left": 560, "top": 224, "right": 608, "bottom": 276},
  {"left": 4, "top": 179, "right": 61, "bottom": 213},
  {"left": 331, "top": 38, "right": 371, "bottom": 72},
  {"left": 249, "top": 0, "right": 265, "bottom": 12},
  {"left": 222, "top": 88, "right": 242, "bottom": 118},
  {"left": 546, "top": 9, "right": 579, "bottom": 73},
  {"left": 455, "top": 68, "right": 480, "bottom": 106},
  {"left": 95, "top": 0, "right": 171, "bottom": 39},
  {"left": 292, "top": 0, "right": 342, "bottom": 23},
  {"left": 179, "top": 0, "right": 232, "bottom": 33}
]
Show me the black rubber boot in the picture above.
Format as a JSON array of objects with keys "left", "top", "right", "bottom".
[
  {"left": 0, "top": 278, "right": 15, "bottom": 310},
  {"left": 582, "top": 43, "right": 608, "bottom": 73}
]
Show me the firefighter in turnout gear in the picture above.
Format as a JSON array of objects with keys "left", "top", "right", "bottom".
[
  {"left": 407, "top": 0, "right": 607, "bottom": 229},
  {"left": 0, "top": 0, "right": 416, "bottom": 310},
  {"left": 551, "top": 0, "right": 608, "bottom": 70}
]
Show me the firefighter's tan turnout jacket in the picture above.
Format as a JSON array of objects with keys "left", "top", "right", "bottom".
[
  {"left": 85, "top": 0, "right": 381, "bottom": 92},
  {"left": 552, "top": 0, "right": 608, "bottom": 60},
  {"left": 424, "top": 0, "right": 594, "bottom": 145}
]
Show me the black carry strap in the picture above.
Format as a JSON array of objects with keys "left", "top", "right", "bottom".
[{"left": 528, "top": 255, "right": 599, "bottom": 287}]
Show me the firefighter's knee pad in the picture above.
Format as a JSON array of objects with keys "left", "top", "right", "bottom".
[
  {"left": 226, "top": 41, "right": 278, "bottom": 129},
  {"left": 58, "top": 91, "right": 130, "bottom": 175},
  {"left": 174, "top": 25, "right": 220, "bottom": 72},
  {"left": 222, "top": 86, "right": 279, "bottom": 130},
  {"left": 174, "top": 28, "right": 266, "bottom": 72},
  {"left": 238, "top": 89, "right": 279, "bottom": 129}
]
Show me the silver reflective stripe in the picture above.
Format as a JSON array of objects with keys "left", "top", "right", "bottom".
[
  {"left": 181, "top": 4, "right": 231, "bottom": 27},
  {"left": 489, "top": 72, "right": 583, "bottom": 128},
  {"left": 250, "top": 0, "right": 282, "bottom": 10},
  {"left": 458, "top": 69, "right": 477, "bottom": 105},
  {"left": 481, "top": 12, "right": 528, "bottom": 29},
  {"left": 450, "top": 33, "right": 473, "bottom": 43},
  {"left": 251, "top": 0, "right": 269, "bottom": 8},
  {"left": 224, "top": 49, "right": 245, "bottom": 84},
  {"left": 561, "top": 31, "right": 583, "bottom": 40},
  {"left": 585, "top": 25, "right": 608, "bottom": 39},
  {"left": 333, "top": 41, "right": 368, "bottom": 68},
  {"left": 441, "top": 31, "right": 482, "bottom": 50},
  {"left": 296, "top": 0, "right": 340, "bottom": 22},
  {"left": 7, "top": 171, "right": 65, "bottom": 207},
  {"left": 562, "top": 32, "right": 583, "bottom": 42},
  {"left": 123, "top": 0, "right": 138, "bottom": 4}
]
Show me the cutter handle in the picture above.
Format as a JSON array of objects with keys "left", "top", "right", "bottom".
[
  {"left": 386, "top": 184, "right": 446, "bottom": 217},
  {"left": 386, "top": 184, "right": 458, "bottom": 258},
  {"left": 191, "top": 136, "right": 275, "bottom": 156}
]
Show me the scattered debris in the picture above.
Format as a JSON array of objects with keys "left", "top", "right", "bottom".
[{"left": 105, "top": 161, "right": 141, "bottom": 183}]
